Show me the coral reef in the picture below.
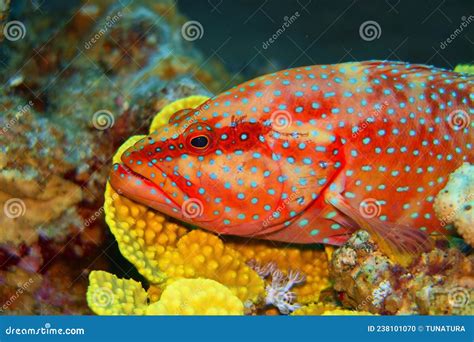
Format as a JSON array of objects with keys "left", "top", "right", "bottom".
[
  {"left": 0, "top": 0, "right": 236, "bottom": 315},
  {"left": 87, "top": 270, "right": 149, "bottom": 315},
  {"left": 87, "top": 271, "right": 244, "bottom": 315},
  {"left": 434, "top": 163, "right": 473, "bottom": 246},
  {"left": 264, "top": 268, "right": 305, "bottom": 314},
  {"left": 330, "top": 230, "right": 473, "bottom": 315},
  {"left": 291, "top": 302, "right": 338, "bottom": 316},
  {"left": 146, "top": 278, "right": 244, "bottom": 315},
  {"left": 228, "top": 241, "right": 331, "bottom": 305},
  {"left": 4, "top": 0, "right": 470, "bottom": 317}
]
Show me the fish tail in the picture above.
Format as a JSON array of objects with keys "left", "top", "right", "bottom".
[{"left": 454, "top": 64, "right": 474, "bottom": 75}]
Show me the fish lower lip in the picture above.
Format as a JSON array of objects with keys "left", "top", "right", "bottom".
[{"left": 110, "top": 163, "right": 180, "bottom": 210}]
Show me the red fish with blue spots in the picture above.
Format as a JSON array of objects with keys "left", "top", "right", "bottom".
[{"left": 110, "top": 61, "right": 473, "bottom": 262}]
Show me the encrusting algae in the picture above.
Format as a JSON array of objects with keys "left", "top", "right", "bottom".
[
  {"left": 87, "top": 96, "right": 332, "bottom": 315},
  {"left": 434, "top": 163, "right": 473, "bottom": 247}
]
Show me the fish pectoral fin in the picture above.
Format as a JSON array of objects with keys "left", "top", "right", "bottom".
[{"left": 325, "top": 192, "right": 434, "bottom": 267}]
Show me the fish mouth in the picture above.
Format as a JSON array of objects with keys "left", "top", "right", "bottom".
[{"left": 109, "top": 162, "right": 182, "bottom": 215}]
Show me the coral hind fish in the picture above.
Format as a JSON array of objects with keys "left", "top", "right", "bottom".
[{"left": 110, "top": 61, "right": 473, "bottom": 265}]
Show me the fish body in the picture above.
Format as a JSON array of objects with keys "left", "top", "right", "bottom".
[{"left": 110, "top": 61, "right": 473, "bottom": 247}]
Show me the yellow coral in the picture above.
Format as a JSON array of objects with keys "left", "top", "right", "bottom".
[
  {"left": 87, "top": 271, "right": 243, "bottom": 315},
  {"left": 227, "top": 240, "right": 331, "bottom": 304},
  {"left": 87, "top": 270, "right": 148, "bottom": 315},
  {"left": 454, "top": 64, "right": 474, "bottom": 75},
  {"left": 149, "top": 95, "right": 209, "bottom": 133},
  {"left": 291, "top": 302, "right": 339, "bottom": 315},
  {"left": 322, "top": 309, "right": 374, "bottom": 315},
  {"left": 146, "top": 278, "right": 244, "bottom": 315}
]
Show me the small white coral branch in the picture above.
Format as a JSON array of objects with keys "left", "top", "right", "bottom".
[
  {"left": 246, "top": 259, "right": 277, "bottom": 278},
  {"left": 247, "top": 260, "right": 306, "bottom": 314},
  {"left": 265, "top": 268, "right": 306, "bottom": 314}
]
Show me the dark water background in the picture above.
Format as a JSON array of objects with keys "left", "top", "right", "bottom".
[{"left": 177, "top": 0, "right": 474, "bottom": 78}]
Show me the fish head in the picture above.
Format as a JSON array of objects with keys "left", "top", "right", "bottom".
[
  {"left": 110, "top": 95, "right": 344, "bottom": 237},
  {"left": 110, "top": 103, "right": 278, "bottom": 235}
]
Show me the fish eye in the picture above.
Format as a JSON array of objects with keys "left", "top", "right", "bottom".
[{"left": 190, "top": 135, "right": 209, "bottom": 149}]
